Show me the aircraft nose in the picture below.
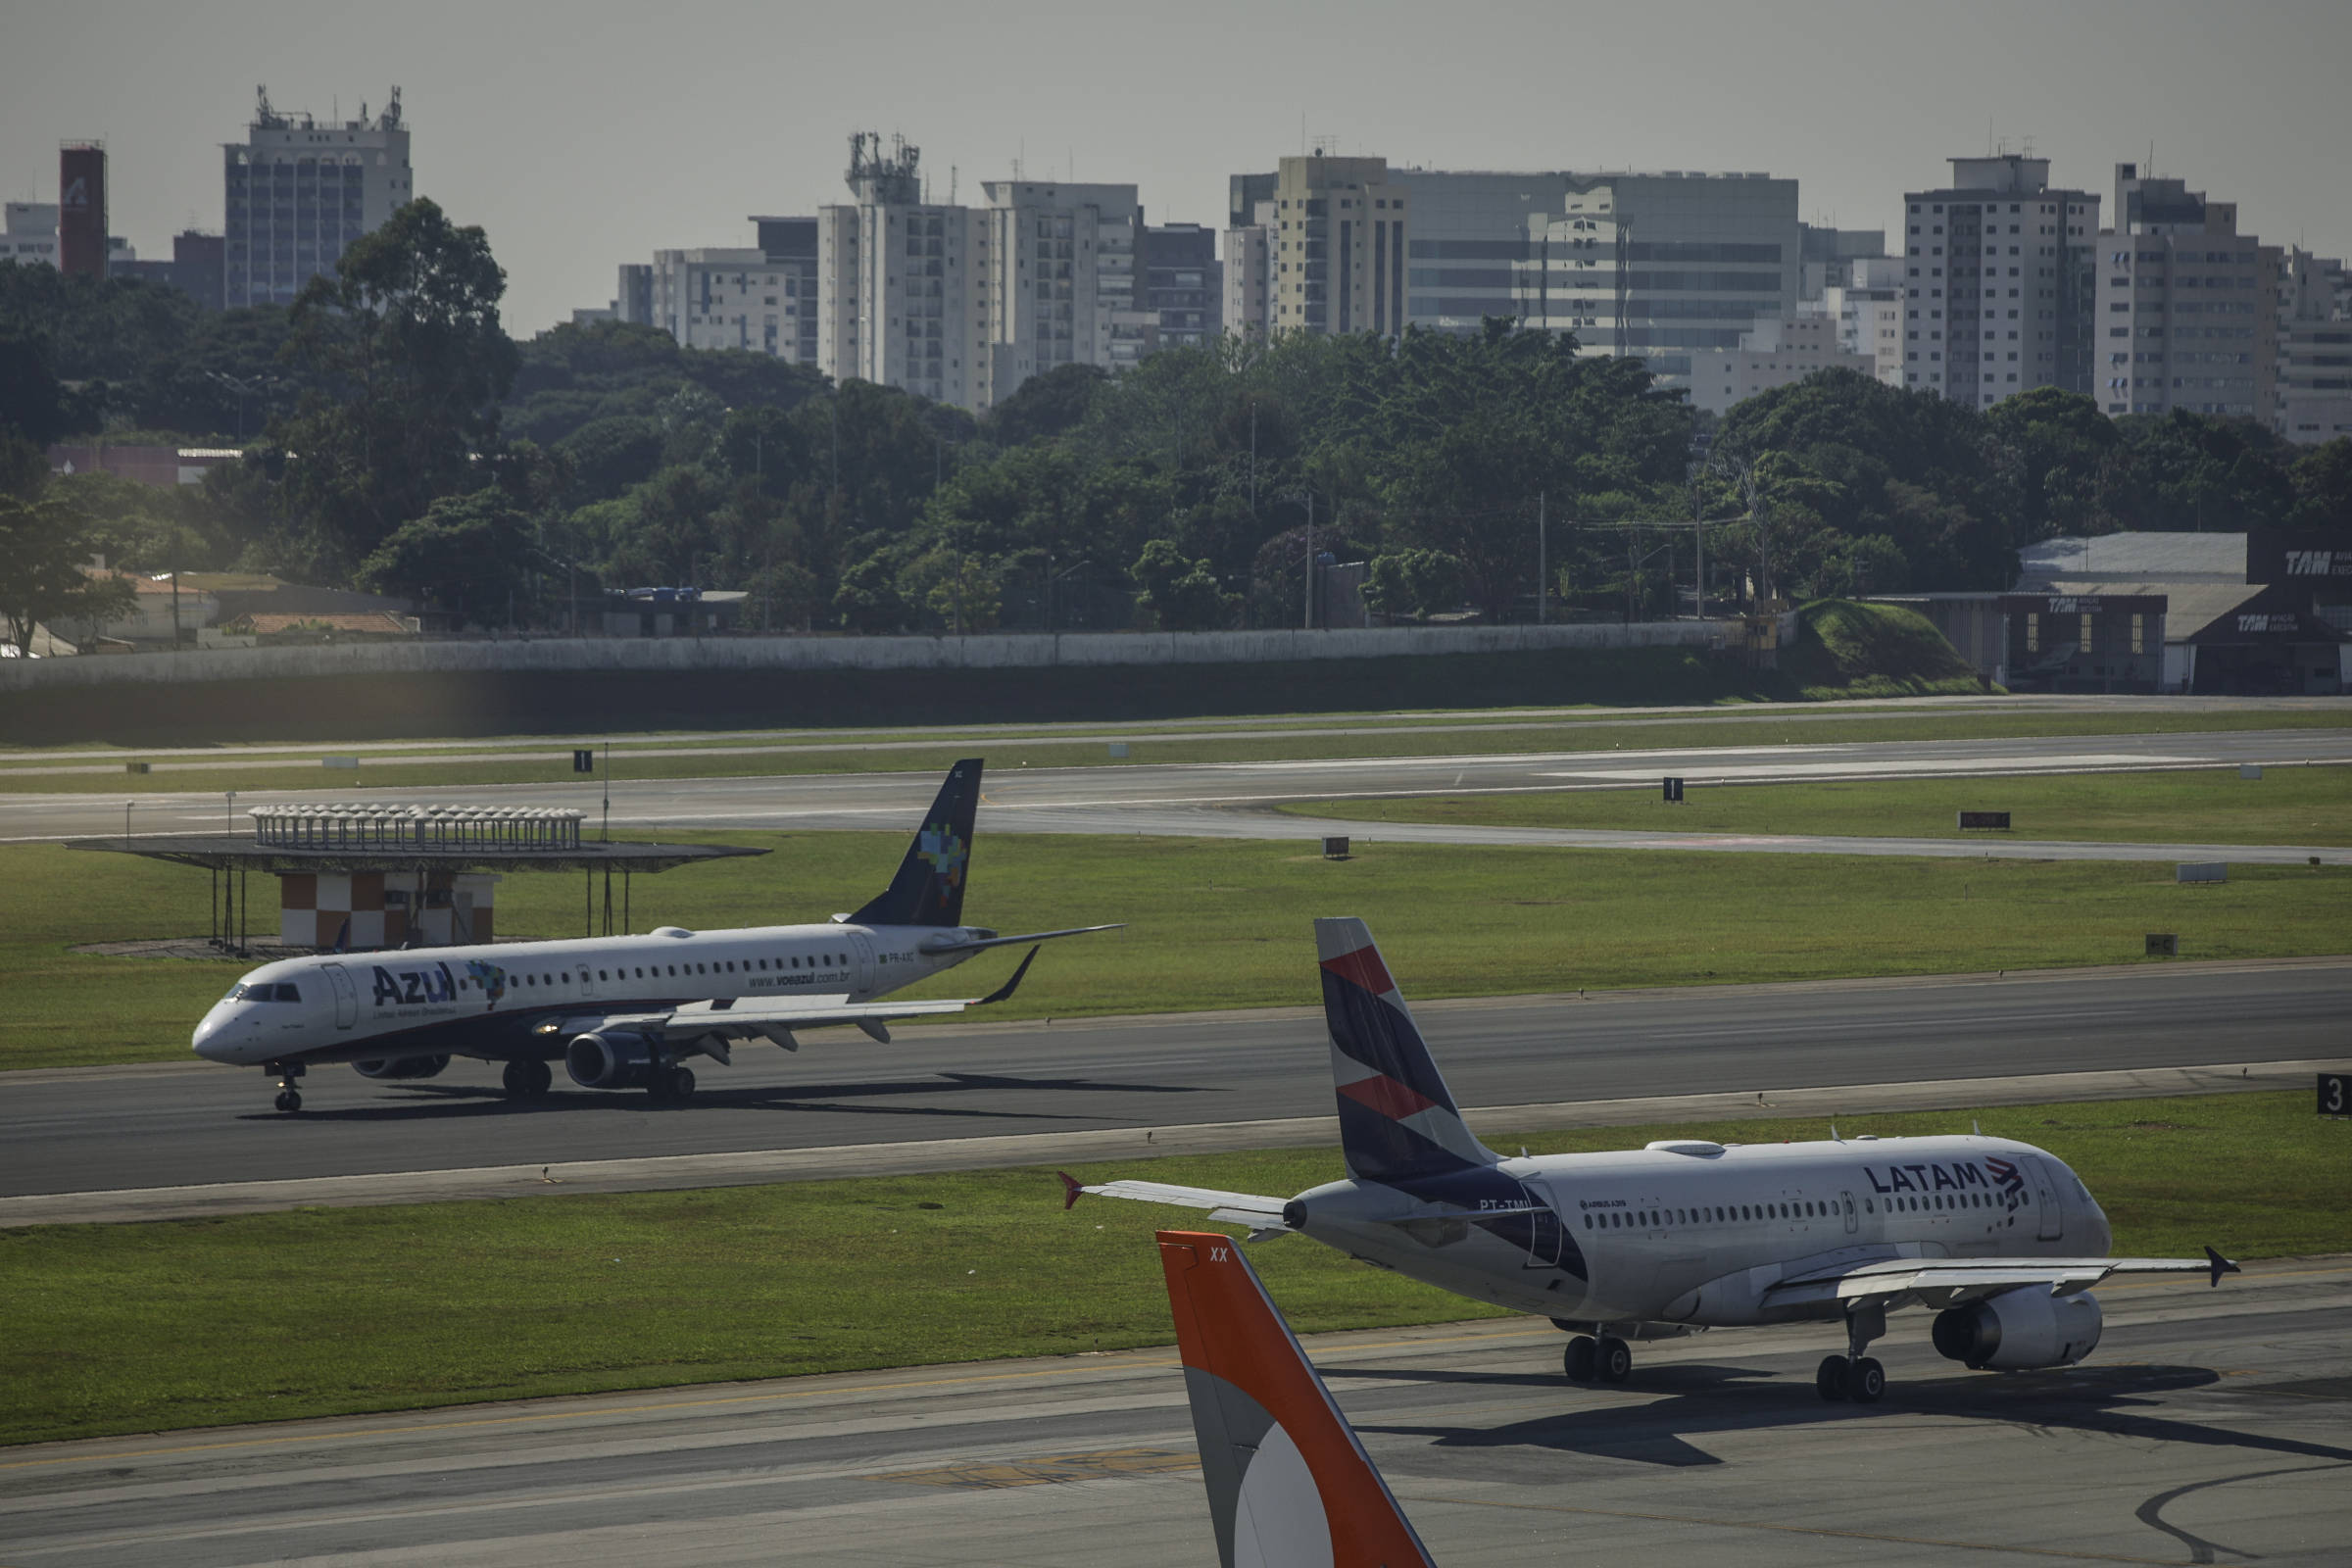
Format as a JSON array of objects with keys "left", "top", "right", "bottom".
[{"left": 192, "top": 1007, "right": 242, "bottom": 1062}]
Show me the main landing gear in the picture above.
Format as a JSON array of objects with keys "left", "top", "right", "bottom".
[
  {"left": 267, "top": 1060, "right": 305, "bottom": 1114},
  {"left": 1817, "top": 1303, "right": 1887, "bottom": 1403},
  {"left": 1563, "top": 1333, "right": 1633, "bottom": 1385},
  {"left": 646, "top": 1064, "right": 696, "bottom": 1102},
  {"left": 502, "top": 1057, "right": 554, "bottom": 1101}
]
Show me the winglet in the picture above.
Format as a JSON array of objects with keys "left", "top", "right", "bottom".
[
  {"left": 2205, "top": 1246, "right": 2240, "bottom": 1288},
  {"left": 1056, "top": 1170, "right": 1084, "bottom": 1211},
  {"left": 978, "top": 946, "right": 1042, "bottom": 1006},
  {"left": 1157, "top": 1229, "right": 1435, "bottom": 1568}
]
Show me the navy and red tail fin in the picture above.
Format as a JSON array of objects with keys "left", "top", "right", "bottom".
[
  {"left": 1316, "top": 917, "right": 1498, "bottom": 1188},
  {"left": 1157, "top": 1230, "right": 1436, "bottom": 1568},
  {"left": 851, "top": 760, "right": 982, "bottom": 928}
]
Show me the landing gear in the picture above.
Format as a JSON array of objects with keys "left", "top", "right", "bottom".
[
  {"left": 1561, "top": 1332, "right": 1632, "bottom": 1384},
  {"left": 273, "top": 1088, "right": 303, "bottom": 1113},
  {"left": 503, "top": 1057, "right": 554, "bottom": 1100},
  {"left": 266, "top": 1060, "right": 305, "bottom": 1114},
  {"left": 1818, "top": 1303, "right": 1888, "bottom": 1403},
  {"left": 646, "top": 1064, "right": 696, "bottom": 1102}
]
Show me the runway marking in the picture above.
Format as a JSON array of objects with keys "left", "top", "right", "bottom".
[{"left": 1399, "top": 1493, "right": 2203, "bottom": 1564}]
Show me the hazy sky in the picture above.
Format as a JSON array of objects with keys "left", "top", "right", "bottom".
[{"left": 6, "top": 0, "right": 2348, "bottom": 335}]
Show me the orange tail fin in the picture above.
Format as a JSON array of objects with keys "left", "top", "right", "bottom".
[{"left": 1156, "top": 1230, "right": 1436, "bottom": 1568}]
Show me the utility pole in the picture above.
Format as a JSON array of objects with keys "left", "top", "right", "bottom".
[
  {"left": 1537, "top": 491, "right": 1546, "bottom": 624},
  {"left": 1249, "top": 403, "right": 1257, "bottom": 515},
  {"left": 1303, "top": 491, "right": 1314, "bottom": 630}
]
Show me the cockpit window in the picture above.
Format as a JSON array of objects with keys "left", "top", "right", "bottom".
[
  {"left": 275, "top": 983, "right": 300, "bottom": 1003},
  {"left": 230, "top": 981, "right": 299, "bottom": 1002}
]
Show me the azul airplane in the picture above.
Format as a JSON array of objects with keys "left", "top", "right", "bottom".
[
  {"left": 194, "top": 760, "right": 1117, "bottom": 1112},
  {"left": 1071, "top": 918, "right": 2236, "bottom": 1404}
]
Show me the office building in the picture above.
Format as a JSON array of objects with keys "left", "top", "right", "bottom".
[
  {"left": 2273, "top": 248, "right": 2351, "bottom": 443},
  {"left": 1229, "top": 153, "right": 1802, "bottom": 400},
  {"left": 622, "top": 218, "right": 819, "bottom": 363},
  {"left": 751, "top": 216, "right": 820, "bottom": 365},
  {"left": 222, "top": 86, "right": 414, "bottom": 308},
  {"left": 1900, "top": 156, "right": 2100, "bottom": 409},
  {"left": 1826, "top": 254, "right": 1908, "bottom": 385},
  {"left": 113, "top": 230, "right": 224, "bottom": 308},
  {"left": 2091, "top": 164, "right": 2278, "bottom": 421},
  {"left": 615, "top": 263, "right": 653, "bottom": 326},
  {"left": 1800, "top": 224, "right": 1887, "bottom": 299}
]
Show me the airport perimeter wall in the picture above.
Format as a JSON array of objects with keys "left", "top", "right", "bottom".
[
  {"left": 0, "top": 618, "right": 1760, "bottom": 693},
  {"left": 0, "top": 616, "right": 1793, "bottom": 746}
]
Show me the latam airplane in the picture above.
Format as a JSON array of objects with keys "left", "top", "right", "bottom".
[
  {"left": 1157, "top": 1228, "right": 1434, "bottom": 1568},
  {"left": 1072, "top": 918, "right": 2236, "bottom": 1403},
  {"left": 194, "top": 760, "right": 1117, "bottom": 1113}
]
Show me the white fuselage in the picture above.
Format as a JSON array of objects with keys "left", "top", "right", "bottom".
[
  {"left": 1293, "top": 1135, "right": 2111, "bottom": 1327},
  {"left": 192, "top": 921, "right": 986, "bottom": 1068}
]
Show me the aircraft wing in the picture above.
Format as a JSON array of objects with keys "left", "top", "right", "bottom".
[
  {"left": 1060, "top": 1175, "right": 1294, "bottom": 1234},
  {"left": 1764, "top": 1248, "right": 2238, "bottom": 1309},
  {"left": 545, "top": 947, "right": 1046, "bottom": 1053},
  {"left": 919, "top": 923, "right": 1125, "bottom": 955}
]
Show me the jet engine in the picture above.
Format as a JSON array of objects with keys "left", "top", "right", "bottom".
[
  {"left": 565, "top": 1032, "right": 657, "bottom": 1090},
  {"left": 1933, "top": 1288, "right": 2103, "bottom": 1370},
  {"left": 354, "top": 1054, "right": 450, "bottom": 1080}
]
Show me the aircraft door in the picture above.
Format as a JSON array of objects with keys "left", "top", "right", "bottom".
[
  {"left": 1840, "top": 1191, "right": 1858, "bottom": 1234},
  {"left": 321, "top": 962, "right": 358, "bottom": 1029},
  {"left": 851, "top": 932, "right": 876, "bottom": 999},
  {"left": 2028, "top": 1157, "right": 2065, "bottom": 1241},
  {"left": 580, "top": 960, "right": 597, "bottom": 1000}
]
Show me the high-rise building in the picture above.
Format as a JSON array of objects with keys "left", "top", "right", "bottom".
[
  {"left": 1261, "top": 155, "right": 1409, "bottom": 337},
  {"left": 2091, "top": 164, "right": 2278, "bottom": 422},
  {"left": 1825, "top": 254, "right": 1908, "bottom": 386},
  {"left": 615, "top": 263, "right": 653, "bottom": 326},
  {"left": 648, "top": 248, "right": 791, "bottom": 355},
  {"left": 1799, "top": 224, "right": 1888, "bottom": 299},
  {"left": 982, "top": 176, "right": 1145, "bottom": 380},
  {"left": 222, "top": 86, "right": 414, "bottom": 308},
  {"left": 2272, "top": 248, "right": 2349, "bottom": 444},
  {"left": 57, "top": 143, "right": 107, "bottom": 278},
  {"left": 752, "top": 216, "right": 821, "bottom": 366},
  {"left": 1141, "top": 222, "right": 1221, "bottom": 351},
  {"left": 2, "top": 201, "right": 134, "bottom": 270},
  {"left": 112, "top": 230, "right": 223, "bottom": 308},
  {"left": 1222, "top": 207, "right": 1273, "bottom": 339},
  {"left": 1900, "top": 156, "right": 2100, "bottom": 410},
  {"left": 817, "top": 133, "right": 994, "bottom": 409}
]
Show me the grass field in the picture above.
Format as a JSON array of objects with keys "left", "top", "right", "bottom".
[
  {"left": 8, "top": 830, "right": 2350, "bottom": 1071},
  {"left": 1286, "top": 764, "right": 2352, "bottom": 846},
  {"left": 0, "top": 1090, "right": 2336, "bottom": 1446},
  {"left": 6, "top": 705, "right": 2351, "bottom": 796}
]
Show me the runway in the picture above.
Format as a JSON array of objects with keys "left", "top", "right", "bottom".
[
  {"left": 5, "top": 957, "right": 2345, "bottom": 1200},
  {"left": 3, "top": 1257, "right": 2343, "bottom": 1565},
  {"left": 8, "top": 725, "right": 2352, "bottom": 861}
]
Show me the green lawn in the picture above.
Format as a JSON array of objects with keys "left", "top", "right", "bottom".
[
  {"left": 7, "top": 831, "right": 2351, "bottom": 1071},
  {"left": 0, "top": 1090, "right": 2335, "bottom": 1446},
  {"left": 6, "top": 706, "right": 2351, "bottom": 795},
  {"left": 1286, "top": 764, "right": 2352, "bottom": 846}
]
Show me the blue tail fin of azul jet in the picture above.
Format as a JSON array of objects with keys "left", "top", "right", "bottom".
[
  {"left": 852, "top": 760, "right": 982, "bottom": 929},
  {"left": 1315, "top": 916, "right": 1498, "bottom": 1187}
]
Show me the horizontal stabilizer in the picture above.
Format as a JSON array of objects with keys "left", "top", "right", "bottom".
[
  {"left": 1061, "top": 1174, "right": 1291, "bottom": 1228},
  {"left": 919, "top": 923, "right": 1124, "bottom": 955}
]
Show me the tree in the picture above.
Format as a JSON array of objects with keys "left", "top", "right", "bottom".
[
  {"left": 0, "top": 459, "right": 137, "bottom": 654},
  {"left": 2288, "top": 437, "right": 2352, "bottom": 529},
  {"left": 277, "top": 198, "right": 521, "bottom": 571},
  {"left": 0, "top": 331, "right": 79, "bottom": 444},
  {"left": 982, "top": 363, "right": 1106, "bottom": 447},
  {"left": 1131, "top": 539, "right": 1234, "bottom": 631},
  {"left": 1360, "top": 549, "right": 1463, "bottom": 621},
  {"left": 354, "top": 490, "right": 538, "bottom": 622}
]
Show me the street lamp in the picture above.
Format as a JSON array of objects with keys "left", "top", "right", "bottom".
[{"left": 1274, "top": 488, "right": 1326, "bottom": 630}]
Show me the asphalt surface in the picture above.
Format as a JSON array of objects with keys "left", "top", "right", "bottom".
[
  {"left": 4, "top": 1258, "right": 2343, "bottom": 1566},
  {"left": 7, "top": 958, "right": 2345, "bottom": 1199},
  {"left": 10, "top": 726, "right": 2351, "bottom": 863}
]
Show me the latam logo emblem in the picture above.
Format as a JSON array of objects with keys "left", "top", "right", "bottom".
[
  {"left": 917, "top": 824, "right": 966, "bottom": 889},
  {"left": 2236, "top": 612, "right": 2297, "bottom": 633},
  {"left": 1864, "top": 1157, "right": 2026, "bottom": 1206},
  {"left": 2284, "top": 550, "right": 2345, "bottom": 576}
]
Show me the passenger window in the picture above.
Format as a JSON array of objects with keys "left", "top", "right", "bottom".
[{"left": 1583, "top": 1214, "right": 1592, "bottom": 1229}]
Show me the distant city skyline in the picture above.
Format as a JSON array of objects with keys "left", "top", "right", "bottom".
[{"left": 3, "top": 0, "right": 2346, "bottom": 336}]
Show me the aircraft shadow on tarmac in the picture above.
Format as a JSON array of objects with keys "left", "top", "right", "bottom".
[
  {"left": 1348, "top": 1361, "right": 2352, "bottom": 1474},
  {"left": 231, "top": 1070, "right": 1216, "bottom": 1125}
]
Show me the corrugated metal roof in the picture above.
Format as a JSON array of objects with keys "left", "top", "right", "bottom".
[{"left": 2018, "top": 533, "right": 2246, "bottom": 587}]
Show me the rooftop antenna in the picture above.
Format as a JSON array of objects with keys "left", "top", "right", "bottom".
[{"left": 950, "top": 164, "right": 957, "bottom": 204}]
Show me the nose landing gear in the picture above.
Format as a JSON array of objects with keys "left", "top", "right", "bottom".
[{"left": 266, "top": 1060, "right": 306, "bottom": 1114}]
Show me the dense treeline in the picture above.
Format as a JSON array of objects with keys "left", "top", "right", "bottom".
[{"left": 4, "top": 202, "right": 2350, "bottom": 641}]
